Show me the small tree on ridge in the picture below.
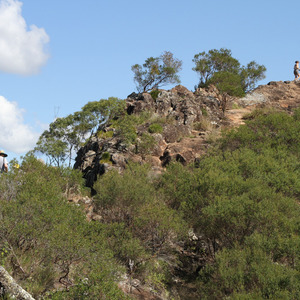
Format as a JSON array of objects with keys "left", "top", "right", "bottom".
[
  {"left": 131, "top": 51, "right": 182, "bottom": 92},
  {"left": 192, "top": 48, "right": 266, "bottom": 94}
]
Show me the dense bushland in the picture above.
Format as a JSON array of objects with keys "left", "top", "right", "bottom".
[
  {"left": 1, "top": 107, "right": 300, "bottom": 299},
  {"left": 158, "top": 108, "right": 300, "bottom": 299},
  {"left": 94, "top": 108, "right": 300, "bottom": 299},
  {"left": 0, "top": 156, "right": 129, "bottom": 299}
]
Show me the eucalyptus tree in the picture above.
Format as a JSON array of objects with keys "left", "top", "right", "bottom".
[
  {"left": 35, "top": 97, "right": 126, "bottom": 167},
  {"left": 192, "top": 48, "right": 266, "bottom": 94},
  {"left": 132, "top": 51, "right": 182, "bottom": 92}
]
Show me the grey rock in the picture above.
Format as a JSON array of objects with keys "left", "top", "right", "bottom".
[{"left": 74, "top": 84, "right": 225, "bottom": 190}]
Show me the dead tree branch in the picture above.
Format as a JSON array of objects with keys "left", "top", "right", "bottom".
[{"left": 0, "top": 266, "right": 34, "bottom": 300}]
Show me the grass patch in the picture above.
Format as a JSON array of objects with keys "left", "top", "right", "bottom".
[
  {"left": 100, "top": 152, "right": 112, "bottom": 164},
  {"left": 97, "top": 130, "right": 114, "bottom": 139},
  {"left": 201, "top": 107, "right": 208, "bottom": 116},
  {"left": 150, "top": 90, "right": 161, "bottom": 100},
  {"left": 193, "top": 117, "right": 214, "bottom": 131},
  {"left": 148, "top": 123, "right": 163, "bottom": 134},
  {"left": 231, "top": 102, "right": 241, "bottom": 109}
]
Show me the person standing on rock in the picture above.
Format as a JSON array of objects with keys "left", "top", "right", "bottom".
[
  {"left": 0, "top": 150, "right": 8, "bottom": 173},
  {"left": 294, "top": 61, "right": 300, "bottom": 81}
]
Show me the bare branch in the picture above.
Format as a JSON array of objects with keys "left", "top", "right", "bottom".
[{"left": 0, "top": 266, "right": 35, "bottom": 299}]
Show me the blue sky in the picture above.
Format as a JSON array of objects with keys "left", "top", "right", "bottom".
[{"left": 0, "top": 0, "right": 299, "bottom": 161}]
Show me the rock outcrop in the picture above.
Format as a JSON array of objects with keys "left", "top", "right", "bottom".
[
  {"left": 241, "top": 80, "right": 300, "bottom": 109},
  {"left": 226, "top": 80, "right": 300, "bottom": 126},
  {"left": 74, "top": 85, "right": 225, "bottom": 190},
  {"left": 74, "top": 81, "right": 300, "bottom": 190}
]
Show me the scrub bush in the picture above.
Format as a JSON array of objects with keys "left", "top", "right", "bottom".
[{"left": 148, "top": 123, "right": 163, "bottom": 134}]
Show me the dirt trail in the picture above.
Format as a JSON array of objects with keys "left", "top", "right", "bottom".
[
  {"left": 225, "top": 107, "right": 254, "bottom": 126},
  {"left": 225, "top": 80, "right": 300, "bottom": 127}
]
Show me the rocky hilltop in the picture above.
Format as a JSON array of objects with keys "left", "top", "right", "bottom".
[{"left": 74, "top": 80, "right": 300, "bottom": 190}]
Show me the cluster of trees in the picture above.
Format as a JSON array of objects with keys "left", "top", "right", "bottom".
[
  {"left": 192, "top": 48, "right": 266, "bottom": 95},
  {"left": 1, "top": 107, "right": 299, "bottom": 299},
  {"left": 34, "top": 97, "right": 125, "bottom": 166},
  {"left": 132, "top": 48, "right": 266, "bottom": 98}
]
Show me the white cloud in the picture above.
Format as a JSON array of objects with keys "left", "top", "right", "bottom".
[
  {"left": 0, "top": 0, "right": 50, "bottom": 75},
  {"left": 0, "top": 96, "right": 40, "bottom": 153}
]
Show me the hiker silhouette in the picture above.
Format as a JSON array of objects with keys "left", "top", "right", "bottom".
[{"left": 294, "top": 61, "right": 300, "bottom": 81}]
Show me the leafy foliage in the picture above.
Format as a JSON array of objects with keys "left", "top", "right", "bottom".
[
  {"left": 157, "top": 107, "right": 300, "bottom": 298},
  {"left": 193, "top": 48, "right": 266, "bottom": 94},
  {"left": 90, "top": 107, "right": 300, "bottom": 297},
  {"left": 148, "top": 123, "right": 163, "bottom": 134},
  {"left": 34, "top": 97, "right": 125, "bottom": 166},
  {"left": 80, "top": 97, "right": 126, "bottom": 134},
  {"left": 97, "top": 130, "right": 114, "bottom": 139},
  {"left": 206, "top": 71, "right": 246, "bottom": 97},
  {"left": 193, "top": 48, "right": 240, "bottom": 85},
  {"left": 136, "top": 133, "right": 156, "bottom": 158},
  {"left": 150, "top": 89, "right": 161, "bottom": 100},
  {"left": 5, "top": 99, "right": 300, "bottom": 299},
  {"left": 0, "top": 155, "right": 126, "bottom": 299},
  {"left": 111, "top": 112, "right": 154, "bottom": 146},
  {"left": 93, "top": 163, "right": 187, "bottom": 292},
  {"left": 132, "top": 51, "right": 182, "bottom": 92}
]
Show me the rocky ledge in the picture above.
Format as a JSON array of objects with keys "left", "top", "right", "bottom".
[{"left": 74, "top": 81, "right": 300, "bottom": 191}]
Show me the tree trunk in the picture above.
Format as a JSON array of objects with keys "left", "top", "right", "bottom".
[{"left": 0, "top": 266, "right": 35, "bottom": 300}]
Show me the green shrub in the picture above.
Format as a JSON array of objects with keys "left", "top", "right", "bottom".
[
  {"left": 111, "top": 115, "right": 138, "bottom": 145},
  {"left": 150, "top": 89, "right": 161, "bottom": 100},
  {"left": 100, "top": 151, "right": 111, "bottom": 164},
  {"left": 0, "top": 156, "right": 122, "bottom": 298},
  {"left": 201, "top": 107, "right": 208, "bottom": 116},
  {"left": 97, "top": 130, "right": 114, "bottom": 139},
  {"left": 104, "top": 223, "right": 147, "bottom": 264},
  {"left": 93, "top": 163, "right": 187, "bottom": 255},
  {"left": 93, "top": 163, "right": 155, "bottom": 213},
  {"left": 231, "top": 102, "right": 241, "bottom": 109},
  {"left": 143, "top": 259, "right": 172, "bottom": 293},
  {"left": 136, "top": 133, "right": 156, "bottom": 158},
  {"left": 220, "top": 109, "right": 300, "bottom": 154},
  {"left": 200, "top": 243, "right": 300, "bottom": 299},
  {"left": 2, "top": 106, "right": 300, "bottom": 299},
  {"left": 157, "top": 108, "right": 300, "bottom": 299},
  {"left": 137, "top": 111, "right": 152, "bottom": 123},
  {"left": 193, "top": 117, "right": 213, "bottom": 131},
  {"left": 134, "top": 200, "right": 187, "bottom": 252},
  {"left": 148, "top": 123, "right": 163, "bottom": 134}
]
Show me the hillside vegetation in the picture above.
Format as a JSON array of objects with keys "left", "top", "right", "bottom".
[{"left": 1, "top": 105, "right": 300, "bottom": 299}]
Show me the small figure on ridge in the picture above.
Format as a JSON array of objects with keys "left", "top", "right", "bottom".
[{"left": 294, "top": 61, "right": 300, "bottom": 81}]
